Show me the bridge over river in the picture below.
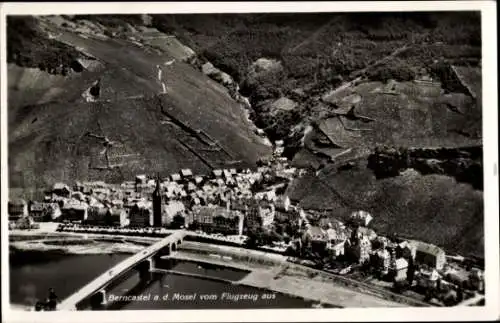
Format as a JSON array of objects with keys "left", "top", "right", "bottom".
[{"left": 58, "top": 231, "right": 187, "bottom": 310}]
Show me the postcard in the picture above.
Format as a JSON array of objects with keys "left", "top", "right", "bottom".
[{"left": 1, "top": 1, "right": 498, "bottom": 322}]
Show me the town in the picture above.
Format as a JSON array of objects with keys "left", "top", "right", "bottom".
[{"left": 8, "top": 141, "right": 484, "bottom": 307}]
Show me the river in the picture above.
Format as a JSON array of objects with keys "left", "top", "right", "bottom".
[
  {"left": 10, "top": 251, "right": 130, "bottom": 307},
  {"left": 10, "top": 251, "right": 318, "bottom": 310}
]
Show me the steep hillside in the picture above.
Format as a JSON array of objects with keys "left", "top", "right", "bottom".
[
  {"left": 148, "top": 12, "right": 481, "bottom": 145},
  {"left": 7, "top": 16, "right": 272, "bottom": 198},
  {"left": 285, "top": 76, "right": 483, "bottom": 258},
  {"left": 292, "top": 78, "right": 482, "bottom": 169},
  {"left": 7, "top": 13, "right": 484, "bottom": 259},
  {"left": 146, "top": 11, "right": 481, "bottom": 259},
  {"left": 287, "top": 165, "right": 484, "bottom": 258},
  {"left": 13, "top": 97, "right": 249, "bottom": 188}
]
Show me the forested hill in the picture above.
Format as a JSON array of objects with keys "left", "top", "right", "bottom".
[{"left": 147, "top": 12, "right": 481, "bottom": 145}]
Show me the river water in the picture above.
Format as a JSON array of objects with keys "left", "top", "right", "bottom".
[
  {"left": 10, "top": 251, "right": 130, "bottom": 307},
  {"left": 10, "top": 251, "right": 317, "bottom": 310}
]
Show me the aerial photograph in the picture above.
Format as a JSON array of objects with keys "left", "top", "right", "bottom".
[{"left": 5, "top": 10, "right": 485, "bottom": 311}]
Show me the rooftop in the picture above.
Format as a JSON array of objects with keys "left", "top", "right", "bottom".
[
  {"left": 134, "top": 201, "right": 153, "bottom": 209},
  {"left": 171, "top": 173, "right": 182, "bottom": 181},
  {"left": 109, "top": 208, "right": 125, "bottom": 217},
  {"left": 193, "top": 206, "right": 243, "bottom": 219},
  {"left": 62, "top": 201, "right": 88, "bottom": 210},
  {"left": 395, "top": 258, "right": 408, "bottom": 269},
  {"left": 53, "top": 183, "right": 69, "bottom": 190},
  {"left": 29, "top": 202, "right": 46, "bottom": 211},
  {"left": 307, "top": 225, "right": 328, "bottom": 240}
]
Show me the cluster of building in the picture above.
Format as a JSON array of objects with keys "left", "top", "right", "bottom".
[
  {"left": 296, "top": 210, "right": 484, "bottom": 303},
  {"left": 7, "top": 140, "right": 483, "bottom": 305},
  {"left": 8, "top": 141, "right": 299, "bottom": 236}
]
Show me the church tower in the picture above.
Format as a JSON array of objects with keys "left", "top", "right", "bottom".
[{"left": 153, "top": 173, "right": 163, "bottom": 227}]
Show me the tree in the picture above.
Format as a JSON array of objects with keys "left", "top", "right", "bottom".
[
  {"left": 245, "top": 229, "right": 267, "bottom": 247},
  {"left": 268, "top": 230, "right": 284, "bottom": 243},
  {"left": 407, "top": 257, "right": 415, "bottom": 285},
  {"left": 285, "top": 243, "right": 298, "bottom": 256},
  {"left": 171, "top": 213, "right": 185, "bottom": 229},
  {"left": 274, "top": 223, "right": 284, "bottom": 235}
]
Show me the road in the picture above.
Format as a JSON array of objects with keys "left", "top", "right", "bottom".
[
  {"left": 349, "top": 44, "right": 411, "bottom": 78},
  {"left": 322, "top": 43, "right": 411, "bottom": 102}
]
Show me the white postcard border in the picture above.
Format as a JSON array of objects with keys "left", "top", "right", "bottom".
[{"left": 1, "top": 1, "right": 498, "bottom": 322}]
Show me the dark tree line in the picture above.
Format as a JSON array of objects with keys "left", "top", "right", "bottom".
[{"left": 7, "top": 16, "right": 82, "bottom": 75}]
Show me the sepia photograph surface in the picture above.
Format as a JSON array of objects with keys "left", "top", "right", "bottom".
[{"left": 1, "top": 2, "right": 498, "bottom": 322}]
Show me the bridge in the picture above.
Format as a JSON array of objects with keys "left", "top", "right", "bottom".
[{"left": 58, "top": 230, "right": 188, "bottom": 310}]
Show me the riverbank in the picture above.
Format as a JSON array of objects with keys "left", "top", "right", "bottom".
[
  {"left": 10, "top": 239, "right": 145, "bottom": 256},
  {"left": 9, "top": 225, "right": 281, "bottom": 256},
  {"left": 9, "top": 224, "right": 161, "bottom": 255},
  {"left": 170, "top": 251, "right": 398, "bottom": 307},
  {"left": 176, "top": 241, "right": 428, "bottom": 307},
  {"left": 9, "top": 237, "right": 415, "bottom": 308},
  {"left": 10, "top": 229, "right": 429, "bottom": 308}
]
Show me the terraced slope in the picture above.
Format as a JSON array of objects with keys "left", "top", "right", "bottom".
[
  {"left": 286, "top": 78, "right": 483, "bottom": 258},
  {"left": 293, "top": 79, "right": 482, "bottom": 168}
]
